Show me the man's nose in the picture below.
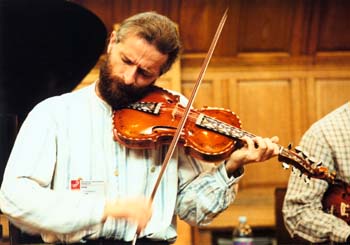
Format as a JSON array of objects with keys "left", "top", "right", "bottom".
[{"left": 123, "top": 66, "right": 137, "bottom": 85}]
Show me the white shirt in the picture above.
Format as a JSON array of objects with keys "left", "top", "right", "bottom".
[{"left": 0, "top": 83, "right": 240, "bottom": 243}]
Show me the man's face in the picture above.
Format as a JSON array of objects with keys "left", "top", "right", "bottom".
[{"left": 98, "top": 33, "right": 168, "bottom": 108}]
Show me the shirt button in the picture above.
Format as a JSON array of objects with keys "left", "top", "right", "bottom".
[
  {"left": 114, "top": 169, "right": 119, "bottom": 176},
  {"left": 150, "top": 166, "right": 156, "bottom": 173}
]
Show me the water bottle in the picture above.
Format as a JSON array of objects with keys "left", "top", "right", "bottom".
[{"left": 232, "top": 216, "right": 253, "bottom": 245}]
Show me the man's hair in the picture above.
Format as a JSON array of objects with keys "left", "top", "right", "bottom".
[{"left": 115, "top": 12, "right": 181, "bottom": 75}]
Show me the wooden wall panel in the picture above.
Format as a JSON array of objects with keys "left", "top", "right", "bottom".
[
  {"left": 238, "top": 0, "right": 295, "bottom": 53},
  {"left": 314, "top": 79, "right": 350, "bottom": 118},
  {"left": 318, "top": 0, "right": 350, "bottom": 51},
  {"left": 182, "top": 80, "right": 216, "bottom": 108},
  {"left": 72, "top": 0, "right": 350, "bottom": 65},
  {"left": 178, "top": 0, "right": 230, "bottom": 54},
  {"left": 235, "top": 80, "right": 293, "bottom": 187}
]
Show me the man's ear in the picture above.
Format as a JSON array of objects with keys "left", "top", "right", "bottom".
[{"left": 107, "top": 30, "right": 117, "bottom": 54}]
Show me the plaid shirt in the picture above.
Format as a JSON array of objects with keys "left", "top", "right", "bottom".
[{"left": 283, "top": 102, "right": 350, "bottom": 243}]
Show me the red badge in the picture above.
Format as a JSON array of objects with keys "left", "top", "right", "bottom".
[{"left": 71, "top": 179, "right": 81, "bottom": 190}]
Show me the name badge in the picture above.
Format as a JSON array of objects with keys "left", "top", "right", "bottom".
[{"left": 70, "top": 179, "right": 105, "bottom": 197}]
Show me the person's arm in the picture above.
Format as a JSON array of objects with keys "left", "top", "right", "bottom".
[
  {"left": 102, "top": 197, "right": 152, "bottom": 233},
  {"left": 175, "top": 136, "right": 279, "bottom": 226},
  {"left": 175, "top": 154, "right": 238, "bottom": 226},
  {"left": 283, "top": 128, "right": 350, "bottom": 243},
  {"left": 283, "top": 169, "right": 350, "bottom": 243},
  {"left": 0, "top": 99, "right": 105, "bottom": 234}
]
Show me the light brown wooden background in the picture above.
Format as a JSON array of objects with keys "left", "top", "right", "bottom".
[{"left": 71, "top": 0, "right": 350, "bottom": 244}]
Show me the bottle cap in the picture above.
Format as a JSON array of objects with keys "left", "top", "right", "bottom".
[{"left": 238, "top": 216, "right": 247, "bottom": 223}]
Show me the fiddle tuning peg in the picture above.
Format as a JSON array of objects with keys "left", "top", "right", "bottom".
[
  {"left": 295, "top": 146, "right": 309, "bottom": 159},
  {"left": 316, "top": 161, "right": 322, "bottom": 167},
  {"left": 308, "top": 157, "right": 316, "bottom": 164},
  {"left": 287, "top": 143, "right": 293, "bottom": 150},
  {"left": 301, "top": 151, "right": 309, "bottom": 159}
]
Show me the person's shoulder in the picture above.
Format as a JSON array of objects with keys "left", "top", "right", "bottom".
[
  {"left": 32, "top": 84, "right": 94, "bottom": 113},
  {"left": 307, "top": 102, "right": 350, "bottom": 134},
  {"left": 330, "top": 101, "right": 350, "bottom": 118},
  {"left": 318, "top": 102, "right": 349, "bottom": 124}
]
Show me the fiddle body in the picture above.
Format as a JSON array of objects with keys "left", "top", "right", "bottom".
[
  {"left": 322, "top": 181, "right": 350, "bottom": 225},
  {"left": 113, "top": 86, "right": 242, "bottom": 162}
]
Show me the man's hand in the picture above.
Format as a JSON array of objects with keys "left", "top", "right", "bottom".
[
  {"left": 225, "top": 136, "right": 280, "bottom": 174},
  {"left": 102, "top": 197, "right": 152, "bottom": 233}
]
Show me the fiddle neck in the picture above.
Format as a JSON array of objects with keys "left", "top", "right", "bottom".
[
  {"left": 195, "top": 112, "right": 256, "bottom": 141},
  {"left": 196, "top": 112, "right": 338, "bottom": 183}
]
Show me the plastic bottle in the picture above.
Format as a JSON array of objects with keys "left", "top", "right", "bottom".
[{"left": 232, "top": 216, "right": 253, "bottom": 245}]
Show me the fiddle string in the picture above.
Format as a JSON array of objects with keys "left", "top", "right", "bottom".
[{"left": 161, "top": 105, "right": 257, "bottom": 140}]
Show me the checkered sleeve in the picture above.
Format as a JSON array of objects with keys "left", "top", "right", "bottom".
[{"left": 283, "top": 103, "right": 350, "bottom": 243}]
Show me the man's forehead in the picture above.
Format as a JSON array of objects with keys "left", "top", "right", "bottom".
[{"left": 115, "top": 36, "right": 167, "bottom": 74}]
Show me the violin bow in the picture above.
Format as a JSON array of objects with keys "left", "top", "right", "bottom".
[{"left": 132, "top": 8, "right": 228, "bottom": 245}]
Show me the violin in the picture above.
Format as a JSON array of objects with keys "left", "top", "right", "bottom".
[
  {"left": 113, "top": 85, "right": 337, "bottom": 180},
  {"left": 113, "top": 85, "right": 243, "bottom": 162},
  {"left": 322, "top": 180, "right": 350, "bottom": 224}
]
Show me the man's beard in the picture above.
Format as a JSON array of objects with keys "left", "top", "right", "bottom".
[{"left": 98, "top": 58, "right": 154, "bottom": 109}]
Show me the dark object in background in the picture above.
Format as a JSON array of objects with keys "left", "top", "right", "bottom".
[
  {"left": 0, "top": 0, "right": 107, "bottom": 178},
  {"left": 0, "top": 1, "right": 107, "bottom": 241},
  {"left": 0, "top": 114, "right": 17, "bottom": 187},
  {"left": 0, "top": 0, "right": 107, "bottom": 120}
]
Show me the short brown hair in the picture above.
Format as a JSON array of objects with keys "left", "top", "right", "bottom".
[{"left": 115, "top": 12, "right": 181, "bottom": 75}]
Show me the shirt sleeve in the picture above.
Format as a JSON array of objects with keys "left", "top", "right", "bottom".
[
  {"left": 174, "top": 148, "right": 242, "bottom": 226},
  {"left": 282, "top": 125, "right": 350, "bottom": 243},
  {"left": 0, "top": 100, "right": 105, "bottom": 235}
]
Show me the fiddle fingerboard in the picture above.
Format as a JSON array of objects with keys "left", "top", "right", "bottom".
[{"left": 196, "top": 113, "right": 255, "bottom": 140}]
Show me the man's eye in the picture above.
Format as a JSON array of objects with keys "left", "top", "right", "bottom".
[
  {"left": 139, "top": 69, "right": 153, "bottom": 78},
  {"left": 122, "top": 58, "right": 133, "bottom": 65}
]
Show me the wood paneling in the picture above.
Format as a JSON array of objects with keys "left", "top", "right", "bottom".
[
  {"left": 318, "top": 0, "right": 350, "bottom": 51},
  {"left": 72, "top": 0, "right": 350, "bottom": 64},
  {"left": 235, "top": 80, "right": 293, "bottom": 187},
  {"left": 178, "top": 0, "right": 239, "bottom": 56},
  {"left": 238, "top": 0, "right": 295, "bottom": 53},
  {"left": 314, "top": 78, "right": 350, "bottom": 118}
]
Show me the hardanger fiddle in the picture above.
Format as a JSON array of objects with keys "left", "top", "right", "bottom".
[{"left": 112, "top": 85, "right": 243, "bottom": 162}]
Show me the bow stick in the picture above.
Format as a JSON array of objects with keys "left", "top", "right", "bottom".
[{"left": 132, "top": 8, "right": 229, "bottom": 245}]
